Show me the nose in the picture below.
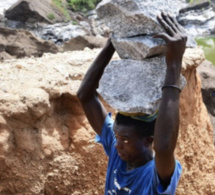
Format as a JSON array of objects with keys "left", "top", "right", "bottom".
[{"left": 115, "top": 139, "right": 123, "bottom": 151}]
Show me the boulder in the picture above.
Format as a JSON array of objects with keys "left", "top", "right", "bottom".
[
  {"left": 111, "top": 35, "right": 166, "bottom": 60},
  {"left": 96, "top": 0, "right": 196, "bottom": 61},
  {"left": 0, "top": 27, "right": 59, "bottom": 59},
  {"left": 96, "top": 0, "right": 188, "bottom": 37},
  {"left": 5, "top": 0, "right": 67, "bottom": 24},
  {"left": 63, "top": 35, "right": 108, "bottom": 51},
  {"left": 111, "top": 34, "right": 197, "bottom": 60},
  {"left": 197, "top": 60, "right": 215, "bottom": 144},
  {"left": 98, "top": 57, "right": 186, "bottom": 114}
]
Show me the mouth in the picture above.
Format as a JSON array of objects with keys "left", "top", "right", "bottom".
[{"left": 118, "top": 152, "right": 127, "bottom": 160}]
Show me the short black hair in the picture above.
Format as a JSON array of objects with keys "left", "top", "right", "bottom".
[{"left": 115, "top": 113, "right": 156, "bottom": 137}]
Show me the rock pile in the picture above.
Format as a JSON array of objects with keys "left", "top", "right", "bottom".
[{"left": 96, "top": 0, "right": 193, "bottom": 114}]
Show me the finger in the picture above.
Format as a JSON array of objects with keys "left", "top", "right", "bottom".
[
  {"left": 168, "top": 14, "right": 186, "bottom": 34},
  {"left": 161, "top": 12, "right": 178, "bottom": 33},
  {"left": 153, "top": 33, "right": 173, "bottom": 42},
  {"left": 157, "top": 14, "right": 175, "bottom": 36},
  {"left": 169, "top": 14, "right": 187, "bottom": 42}
]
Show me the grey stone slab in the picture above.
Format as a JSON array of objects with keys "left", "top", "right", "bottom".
[
  {"left": 98, "top": 58, "right": 186, "bottom": 114},
  {"left": 111, "top": 34, "right": 166, "bottom": 60},
  {"left": 111, "top": 34, "right": 196, "bottom": 60},
  {"left": 96, "top": 0, "right": 188, "bottom": 38}
]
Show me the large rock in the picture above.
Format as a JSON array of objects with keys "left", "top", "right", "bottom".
[
  {"left": 5, "top": 0, "right": 67, "bottom": 24},
  {"left": 98, "top": 57, "right": 186, "bottom": 114},
  {"left": 0, "top": 27, "right": 59, "bottom": 59},
  {"left": 96, "top": 0, "right": 196, "bottom": 60},
  {"left": 197, "top": 60, "right": 215, "bottom": 144},
  {"left": 96, "top": 0, "right": 188, "bottom": 37},
  {"left": 111, "top": 35, "right": 166, "bottom": 60},
  {"left": 111, "top": 34, "right": 197, "bottom": 60}
]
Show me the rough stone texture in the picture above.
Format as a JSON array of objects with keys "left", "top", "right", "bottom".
[
  {"left": 0, "top": 27, "right": 59, "bottom": 59},
  {"left": 96, "top": 0, "right": 196, "bottom": 61},
  {"left": 5, "top": 0, "right": 68, "bottom": 24},
  {"left": 98, "top": 57, "right": 186, "bottom": 114},
  {"left": 197, "top": 59, "right": 215, "bottom": 144},
  {"left": 111, "top": 34, "right": 197, "bottom": 60},
  {"left": 87, "top": 10, "right": 111, "bottom": 37},
  {"left": 96, "top": 0, "right": 188, "bottom": 37},
  {"left": 111, "top": 35, "right": 166, "bottom": 60},
  {"left": 0, "top": 48, "right": 214, "bottom": 194}
]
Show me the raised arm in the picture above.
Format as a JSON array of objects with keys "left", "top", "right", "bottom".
[
  {"left": 153, "top": 12, "right": 187, "bottom": 185},
  {"left": 77, "top": 39, "right": 115, "bottom": 136}
]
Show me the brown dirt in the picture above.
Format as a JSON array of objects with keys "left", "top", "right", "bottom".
[{"left": 0, "top": 27, "right": 59, "bottom": 60}]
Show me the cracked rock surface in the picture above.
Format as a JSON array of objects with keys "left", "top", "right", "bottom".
[{"left": 98, "top": 57, "right": 186, "bottom": 114}]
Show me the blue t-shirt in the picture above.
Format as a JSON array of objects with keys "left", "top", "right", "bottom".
[{"left": 95, "top": 113, "right": 182, "bottom": 195}]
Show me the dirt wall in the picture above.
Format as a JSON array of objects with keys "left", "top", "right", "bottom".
[{"left": 0, "top": 48, "right": 214, "bottom": 194}]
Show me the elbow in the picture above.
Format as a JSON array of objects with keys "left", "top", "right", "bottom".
[{"left": 77, "top": 88, "right": 96, "bottom": 103}]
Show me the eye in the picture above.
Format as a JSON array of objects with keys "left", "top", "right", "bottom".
[
  {"left": 115, "top": 134, "right": 129, "bottom": 144},
  {"left": 123, "top": 139, "right": 128, "bottom": 144}
]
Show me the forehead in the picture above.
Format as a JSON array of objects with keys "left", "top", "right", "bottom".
[{"left": 113, "top": 122, "right": 138, "bottom": 138}]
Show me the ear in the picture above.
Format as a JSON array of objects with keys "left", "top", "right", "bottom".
[{"left": 144, "top": 136, "right": 154, "bottom": 147}]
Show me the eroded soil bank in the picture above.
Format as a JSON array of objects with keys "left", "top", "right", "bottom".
[{"left": 0, "top": 48, "right": 214, "bottom": 194}]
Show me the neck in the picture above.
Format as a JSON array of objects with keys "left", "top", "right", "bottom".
[{"left": 126, "top": 152, "right": 153, "bottom": 171}]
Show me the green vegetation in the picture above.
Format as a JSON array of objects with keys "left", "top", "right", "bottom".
[
  {"left": 72, "top": 20, "right": 78, "bottom": 25},
  {"left": 51, "top": 0, "right": 101, "bottom": 21},
  {"left": 196, "top": 36, "right": 215, "bottom": 65},
  {"left": 52, "top": 0, "right": 71, "bottom": 21},
  {"left": 47, "top": 13, "right": 55, "bottom": 20},
  {"left": 66, "top": 0, "right": 101, "bottom": 12}
]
